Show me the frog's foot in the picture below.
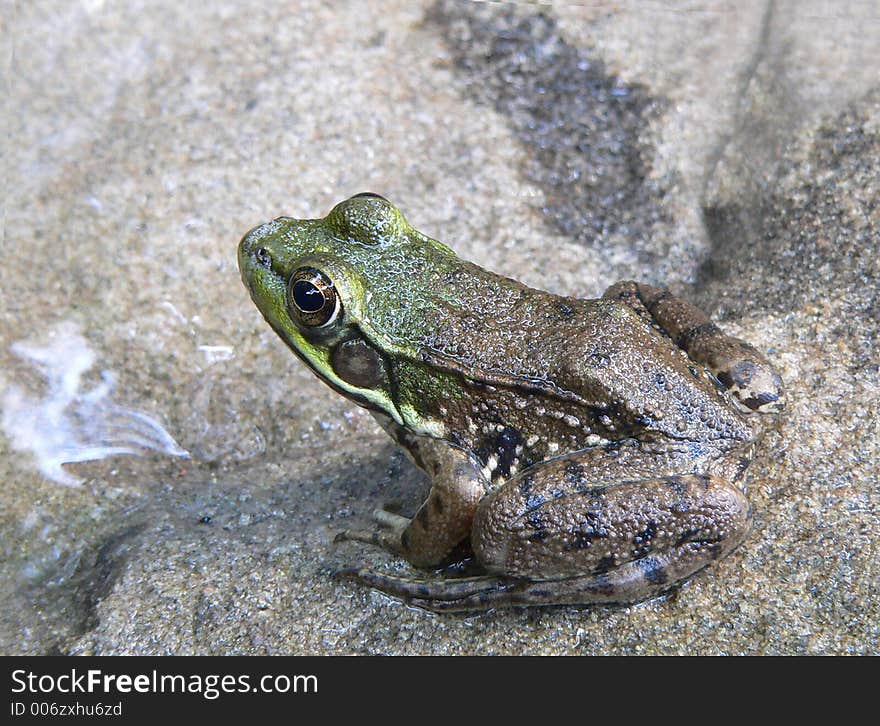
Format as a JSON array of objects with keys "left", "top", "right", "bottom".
[
  {"left": 335, "top": 501, "right": 478, "bottom": 568},
  {"left": 334, "top": 508, "right": 409, "bottom": 556},
  {"left": 604, "top": 281, "right": 784, "bottom": 414},
  {"left": 334, "top": 568, "right": 508, "bottom": 611},
  {"left": 335, "top": 545, "right": 718, "bottom": 613}
]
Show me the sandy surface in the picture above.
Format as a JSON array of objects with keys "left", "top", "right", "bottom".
[{"left": 1, "top": 0, "right": 877, "bottom": 655}]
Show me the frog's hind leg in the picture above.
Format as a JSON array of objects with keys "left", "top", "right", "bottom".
[
  {"left": 604, "top": 281, "right": 784, "bottom": 413},
  {"left": 339, "top": 469, "right": 751, "bottom": 612},
  {"left": 468, "top": 469, "right": 751, "bottom": 610}
]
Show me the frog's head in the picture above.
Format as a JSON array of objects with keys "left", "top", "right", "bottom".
[{"left": 238, "top": 193, "right": 457, "bottom": 429}]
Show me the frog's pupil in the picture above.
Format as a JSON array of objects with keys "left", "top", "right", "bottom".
[{"left": 293, "top": 280, "right": 324, "bottom": 312}]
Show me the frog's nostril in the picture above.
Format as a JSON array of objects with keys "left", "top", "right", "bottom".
[
  {"left": 254, "top": 247, "right": 272, "bottom": 267},
  {"left": 239, "top": 222, "right": 276, "bottom": 267}
]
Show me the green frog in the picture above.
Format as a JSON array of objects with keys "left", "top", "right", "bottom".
[{"left": 238, "top": 193, "right": 783, "bottom": 612}]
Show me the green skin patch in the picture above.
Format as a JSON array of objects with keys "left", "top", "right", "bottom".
[{"left": 237, "top": 197, "right": 465, "bottom": 434}]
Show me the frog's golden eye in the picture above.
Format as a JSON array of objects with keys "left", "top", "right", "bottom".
[{"left": 288, "top": 267, "right": 341, "bottom": 328}]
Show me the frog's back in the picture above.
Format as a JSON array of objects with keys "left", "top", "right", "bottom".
[
  {"left": 402, "top": 261, "right": 751, "bottom": 448},
  {"left": 546, "top": 297, "right": 752, "bottom": 446}
]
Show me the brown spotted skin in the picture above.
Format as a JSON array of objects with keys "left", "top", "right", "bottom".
[
  {"left": 335, "top": 421, "right": 487, "bottom": 568},
  {"left": 336, "top": 284, "right": 782, "bottom": 612}
]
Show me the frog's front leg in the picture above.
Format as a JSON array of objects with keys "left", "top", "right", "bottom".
[
  {"left": 336, "top": 436, "right": 487, "bottom": 569},
  {"left": 343, "top": 446, "right": 750, "bottom": 612},
  {"left": 604, "top": 281, "right": 784, "bottom": 413}
]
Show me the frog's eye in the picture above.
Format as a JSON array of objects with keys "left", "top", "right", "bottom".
[{"left": 287, "top": 267, "right": 341, "bottom": 328}]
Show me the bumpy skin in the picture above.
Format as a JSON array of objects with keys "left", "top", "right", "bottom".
[{"left": 238, "top": 194, "right": 784, "bottom": 612}]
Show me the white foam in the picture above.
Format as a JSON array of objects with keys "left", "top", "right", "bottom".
[{"left": 2, "top": 322, "right": 189, "bottom": 486}]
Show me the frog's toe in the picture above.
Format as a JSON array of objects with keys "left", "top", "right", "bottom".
[
  {"left": 334, "top": 568, "right": 512, "bottom": 612},
  {"left": 371, "top": 508, "right": 410, "bottom": 531},
  {"left": 333, "top": 528, "right": 378, "bottom": 545},
  {"left": 334, "top": 508, "right": 410, "bottom": 548},
  {"left": 679, "top": 326, "right": 785, "bottom": 414},
  {"left": 333, "top": 567, "right": 686, "bottom": 613},
  {"left": 333, "top": 526, "right": 405, "bottom": 556},
  {"left": 717, "top": 355, "right": 785, "bottom": 414}
]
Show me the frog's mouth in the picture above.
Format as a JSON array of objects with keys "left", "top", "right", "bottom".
[{"left": 246, "top": 280, "right": 409, "bottom": 430}]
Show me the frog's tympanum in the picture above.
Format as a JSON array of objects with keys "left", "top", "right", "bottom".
[{"left": 238, "top": 194, "right": 784, "bottom": 612}]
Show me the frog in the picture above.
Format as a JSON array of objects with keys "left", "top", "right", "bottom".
[{"left": 237, "top": 193, "right": 784, "bottom": 612}]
